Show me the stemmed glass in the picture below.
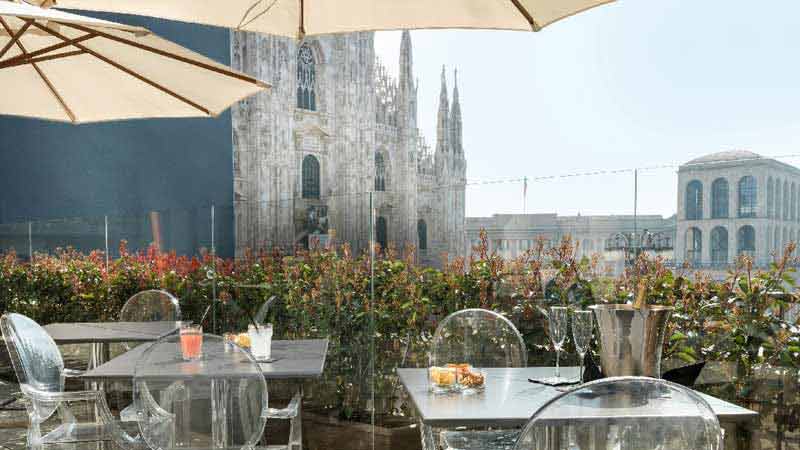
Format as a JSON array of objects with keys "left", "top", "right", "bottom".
[
  {"left": 548, "top": 306, "right": 569, "bottom": 382},
  {"left": 572, "top": 310, "right": 594, "bottom": 383}
]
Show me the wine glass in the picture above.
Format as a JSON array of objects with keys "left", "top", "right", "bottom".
[
  {"left": 548, "top": 306, "right": 569, "bottom": 382},
  {"left": 572, "top": 310, "right": 594, "bottom": 383}
]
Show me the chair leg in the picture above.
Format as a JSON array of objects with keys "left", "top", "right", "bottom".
[
  {"left": 288, "top": 387, "right": 303, "bottom": 450},
  {"left": 26, "top": 415, "right": 43, "bottom": 450},
  {"left": 420, "top": 423, "right": 438, "bottom": 450}
]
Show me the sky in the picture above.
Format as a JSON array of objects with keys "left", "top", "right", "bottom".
[{"left": 374, "top": 0, "right": 800, "bottom": 219}]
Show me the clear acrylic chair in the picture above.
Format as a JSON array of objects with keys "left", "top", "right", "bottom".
[
  {"left": 0, "top": 313, "right": 143, "bottom": 450},
  {"left": 513, "top": 377, "right": 723, "bottom": 450},
  {"left": 429, "top": 308, "right": 527, "bottom": 450},
  {"left": 133, "top": 333, "right": 268, "bottom": 450},
  {"left": 117, "top": 289, "right": 182, "bottom": 422},
  {"left": 120, "top": 289, "right": 182, "bottom": 325}
]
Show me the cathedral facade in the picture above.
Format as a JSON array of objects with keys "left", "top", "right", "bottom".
[{"left": 231, "top": 31, "right": 466, "bottom": 265}]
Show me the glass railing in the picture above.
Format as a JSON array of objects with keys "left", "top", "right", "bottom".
[{"left": 2, "top": 155, "right": 800, "bottom": 450}]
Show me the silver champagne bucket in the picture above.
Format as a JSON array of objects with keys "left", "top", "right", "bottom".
[{"left": 589, "top": 304, "right": 673, "bottom": 377}]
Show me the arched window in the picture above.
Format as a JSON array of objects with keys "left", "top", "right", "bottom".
[
  {"left": 376, "top": 216, "right": 387, "bottom": 251},
  {"left": 297, "top": 43, "right": 316, "bottom": 110},
  {"left": 776, "top": 179, "right": 783, "bottom": 220},
  {"left": 767, "top": 177, "right": 774, "bottom": 218},
  {"left": 792, "top": 183, "right": 797, "bottom": 221},
  {"left": 301, "top": 154, "right": 320, "bottom": 199},
  {"left": 685, "top": 180, "right": 703, "bottom": 220},
  {"left": 737, "top": 225, "right": 756, "bottom": 257},
  {"left": 711, "top": 178, "right": 729, "bottom": 218},
  {"left": 417, "top": 219, "right": 427, "bottom": 250},
  {"left": 375, "top": 152, "right": 386, "bottom": 192},
  {"left": 784, "top": 180, "right": 790, "bottom": 220},
  {"left": 685, "top": 227, "right": 702, "bottom": 264},
  {"left": 710, "top": 226, "right": 728, "bottom": 266},
  {"left": 738, "top": 176, "right": 757, "bottom": 218}
]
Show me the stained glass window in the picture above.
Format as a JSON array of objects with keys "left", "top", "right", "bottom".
[
  {"left": 297, "top": 44, "right": 316, "bottom": 110},
  {"left": 375, "top": 152, "right": 386, "bottom": 192},
  {"left": 302, "top": 155, "right": 320, "bottom": 199},
  {"left": 417, "top": 219, "right": 427, "bottom": 250},
  {"left": 376, "top": 216, "right": 388, "bottom": 251}
]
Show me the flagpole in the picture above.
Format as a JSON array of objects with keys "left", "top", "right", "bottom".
[{"left": 523, "top": 176, "right": 528, "bottom": 214}]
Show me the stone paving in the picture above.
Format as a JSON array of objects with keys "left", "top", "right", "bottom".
[{"left": 0, "top": 380, "right": 27, "bottom": 450}]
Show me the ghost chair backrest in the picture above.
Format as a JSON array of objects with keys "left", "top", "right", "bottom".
[
  {"left": 431, "top": 308, "right": 527, "bottom": 368},
  {"left": 0, "top": 313, "right": 64, "bottom": 395},
  {"left": 120, "top": 289, "right": 181, "bottom": 322},
  {"left": 133, "top": 333, "right": 268, "bottom": 450},
  {"left": 513, "top": 376, "right": 722, "bottom": 450}
]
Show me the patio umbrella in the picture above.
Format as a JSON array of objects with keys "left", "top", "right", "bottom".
[
  {"left": 46, "top": 0, "right": 614, "bottom": 39},
  {"left": 0, "top": 1, "right": 269, "bottom": 123}
]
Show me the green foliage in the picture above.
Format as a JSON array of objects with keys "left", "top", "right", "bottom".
[{"left": 1, "top": 233, "right": 799, "bottom": 423}]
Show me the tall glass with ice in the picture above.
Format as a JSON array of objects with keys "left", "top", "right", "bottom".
[{"left": 248, "top": 323, "right": 272, "bottom": 361}]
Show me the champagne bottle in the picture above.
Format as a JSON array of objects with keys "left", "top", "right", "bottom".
[{"left": 633, "top": 280, "right": 647, "bottom": 310}]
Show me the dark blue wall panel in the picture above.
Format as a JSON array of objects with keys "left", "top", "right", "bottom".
[{"left": 0, "top": 12, "right": 234, "bottom": 257}]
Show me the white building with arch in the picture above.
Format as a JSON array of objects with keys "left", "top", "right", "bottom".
[{"left": 676, "top": 150, "right": 800, "bottom": 267}]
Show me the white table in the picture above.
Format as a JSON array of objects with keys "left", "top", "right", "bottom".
[{"left": 398, "top": 367, "right": 759, "bottom": 449}]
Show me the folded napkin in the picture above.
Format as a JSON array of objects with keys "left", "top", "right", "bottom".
[{"left": 661, "top": 361, "right": 706, "bottom": 387}]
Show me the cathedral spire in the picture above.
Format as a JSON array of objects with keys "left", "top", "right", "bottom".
[
  {"left": 399, "top": 30, "right": 413, "bottom": 89},
  {"left": 450, "top": 69, "right": 462, "bottom": 155},
  {"left": 436, "top": 65, "right": 450, "bottom": 155},
  {"left": 398, "top": 30, "right": 417, "bottom": 129}
]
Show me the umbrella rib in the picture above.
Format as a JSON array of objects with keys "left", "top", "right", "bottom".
[
  {"left": 0, "top": 20, "right": 32, "bottom": 60},
  {"left": 0, "top": 33, "right": 96, "bottom": 69},
  {"left": 0, "top": 18, "right": 76, "bottom": 122},
  {"left": 56, "top": 22, "right": 268, "bottom": 87},
  {"left": 29, "top": 21, "right": 212, "bottom": 116},
  {"left": 509, "top": 0, "right": 541, "bottom": 31},
  {"left": 237, "top": 0, "right": 280, "bottom": 31},
  {"left": 0, "top": 49, "right": 86, "bottom": 69}
]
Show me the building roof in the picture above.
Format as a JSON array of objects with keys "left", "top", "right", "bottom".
[{"left": 684, "top": 150, "right": 762, "bottom": 166}]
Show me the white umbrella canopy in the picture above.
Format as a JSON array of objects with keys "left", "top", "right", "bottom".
[
  {"left": 0, "top": 1, "right": 269, "bottom": 123},
  {"left": 49, "top": 0, "right": 614, "bottom": 39}
]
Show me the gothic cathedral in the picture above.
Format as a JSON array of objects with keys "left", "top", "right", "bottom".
[{"left": 231, "top": 31, "right": 466, "bottom": 266}]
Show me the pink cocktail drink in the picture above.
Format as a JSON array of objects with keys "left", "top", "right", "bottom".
[{"left": 180, "top": 325, "right": 203, "bottom": 360}]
